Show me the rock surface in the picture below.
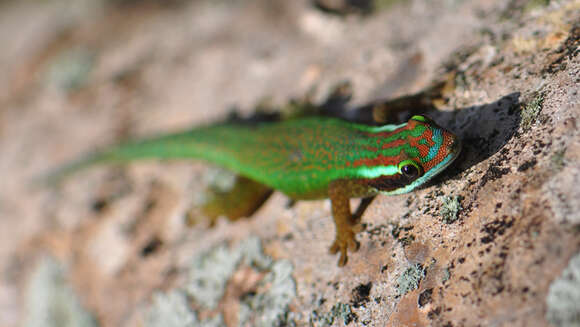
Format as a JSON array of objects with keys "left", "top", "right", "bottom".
[{"left": 1, "top": 0, "right": 579, "bottom": 326}]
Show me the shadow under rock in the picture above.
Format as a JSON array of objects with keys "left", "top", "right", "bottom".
[
  {"left": 319, "top": 83, "right": 522, "bottom": 184},
  {"left": 426, "top": 92, "right": 522, "bottom": 181},
  {"left": 348, "top": 92, "right": 522, "bottom": 217},
  {"left": 225, "top": 85, "right": 522, "bottom": 191}
]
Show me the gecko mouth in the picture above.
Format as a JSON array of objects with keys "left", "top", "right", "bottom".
[{"left": 377, "top": 137, "right": 462, "bottom": 196}]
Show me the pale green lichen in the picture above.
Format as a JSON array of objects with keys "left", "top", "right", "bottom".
[
  {"left": 238, "top": 260, "right": 296, "bottom": 327},
  {"left": 205, "top": 167, "right": 238, "bottom": 193},
  {"left": 185, "top": 237, "right": 272, "bottom": 309},
  {"left": 146, "top": 290, "right": 223, "bottom": 327},
  {"left": 147, "top": 291, "right": 199, "bottom": 327},
  {"left": 185, "top": 243, "right": 245, "bottom": 310},
  {"left": 546, "top": 252, "right": 580, "bottom": 327},
  {"left": 440, "top": 195, "right": 463, "bottom": 224},
  {"left": 147, "top": 237, "right": 294, "bottom": 327},
  {"left": 193, "top": 167, "right": 238, "bottom": 207},
  {"left": 309, "top": 302, "right": 356, "bottom": 327},
  {"left": 441, "top": 267, "right": 451, "bottom": 283},
  {"left": 396, "top": 264, "right": 425, "bottom": 295},
  {"left": 521, "top": 93, "right": 544, "bottom": 130},
  {"left": 23, "top": 257, "right": 98, "bottom": 327},
  {"left": 45, "top": 48, "right": 94, "bottom": 91},
  {"left": 551, "top": 148, "right": 568, "bottom": 170}
]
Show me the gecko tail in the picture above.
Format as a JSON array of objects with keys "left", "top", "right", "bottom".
[
  {"left": 35, "top": 129, "right": 205, "bottom": 187},
  {"left": 34, "top": 123, "right": 248, "bottom": 188},
  {"left": 35, "top": 151, "right": 114, "bottom": 187}
]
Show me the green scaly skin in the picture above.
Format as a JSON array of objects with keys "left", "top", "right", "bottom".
[{"left": 47, "top": 115, "right": 461, "bottom": 266}]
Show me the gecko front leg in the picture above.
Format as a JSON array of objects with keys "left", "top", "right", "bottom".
[{"left": 328, "top": 179, "right": 363, "bottom": 266}]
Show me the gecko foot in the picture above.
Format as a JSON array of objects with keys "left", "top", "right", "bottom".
[{"left": 329, "top": 223, "right": 363, "bottom": 267}]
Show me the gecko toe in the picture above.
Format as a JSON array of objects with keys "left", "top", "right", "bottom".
[
  {"left": 338, "top": 251, "right": 348, "bottom": 267},
  {"left": 329, "top": 231, "right": 359, "bottom": 266},
  {"left": 329, "top": 239, "right": 350, "bottom": 266},
  {"left": 348, "top": 239, "right": 360, "bottom": 252},
  {"left": 329, "top": 242, "right": 340, "bottom": 254}
]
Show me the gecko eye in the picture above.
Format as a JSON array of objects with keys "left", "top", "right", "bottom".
[{"left": 398, "top": 160, "right": 422, "bottom": 179}]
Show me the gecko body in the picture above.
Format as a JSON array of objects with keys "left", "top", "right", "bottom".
[{"left": 48, "top": 115, "right": 461, "bottom": 266}]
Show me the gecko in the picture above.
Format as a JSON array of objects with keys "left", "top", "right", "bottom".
[{"left": 45, "top": 114, "right": 461, "bottom": 266}]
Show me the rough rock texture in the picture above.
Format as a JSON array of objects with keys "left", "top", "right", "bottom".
[{"left": 1, "top": 0, "right": 579, "bottom": 326}]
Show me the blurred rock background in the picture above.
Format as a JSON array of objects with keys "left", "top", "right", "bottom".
[{"left": 0, "top": 0, "right": 579, "bottom": 326}]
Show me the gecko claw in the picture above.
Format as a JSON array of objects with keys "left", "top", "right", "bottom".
[{"left": 329, "top": 228, "right": 360, "bottom": 267}]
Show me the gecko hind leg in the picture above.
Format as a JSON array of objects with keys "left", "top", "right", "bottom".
[{"left": 186, "top": 175, "right": 273, "bottom": 227}]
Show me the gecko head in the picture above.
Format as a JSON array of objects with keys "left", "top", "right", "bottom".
[{"left": 362, "top": 115, "right": 461, "bottom": 195}]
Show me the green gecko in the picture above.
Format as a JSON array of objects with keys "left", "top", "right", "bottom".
[{"left": 46, "top": 115, "right": 461, "bottom": 266}]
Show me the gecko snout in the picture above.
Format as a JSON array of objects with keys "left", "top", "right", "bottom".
[{"left": 448, "top": 136, "right": 462, "bottom": 156}]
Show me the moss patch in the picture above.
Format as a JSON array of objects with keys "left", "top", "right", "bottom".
[
  {"left": 310, "top": 302, "right": 357, "bottom": 327},
  {"left": 396, "top": 264, "right": 425, "bottom": 296},
  {"left": 521, "top": 92, "right": 544, "bottom": 130},
  {"left": 440, "top": 195, "right": 463, "bottom": 224}
]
